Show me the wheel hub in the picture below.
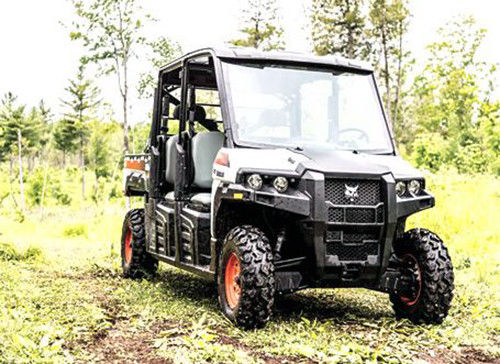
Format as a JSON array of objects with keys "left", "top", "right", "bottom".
[
  {"left": 124, "top": 228, "right": 133, "bottom": 264},
  {"left": 399, "top": 253, "right": 422, "bottom": 306},
  {"left": 224, "top": 253, "right": 241, "bottom": 309}
]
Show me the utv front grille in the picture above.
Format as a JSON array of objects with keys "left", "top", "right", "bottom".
[
  {"left": 325, "top": 179, "right": 380, "bottom": 206},
  {"left": 325, "top": 178, "right": 384, "bottom": 225},
  {"left": 324, "top": 177, "right": 385, "bottom": 262},
  {"left": 326, "top": 242, "right": 379, "bottom": 261},
  {"left": 325, "top": 228, "right": 380, "bottom": 261}
]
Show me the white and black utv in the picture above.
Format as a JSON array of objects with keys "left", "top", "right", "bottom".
[{"left": 122, "top": 47, "right": 454, "bottom": 329}]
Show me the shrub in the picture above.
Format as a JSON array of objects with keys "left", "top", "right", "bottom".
[
  {"left": 62, "top": 223, "right": 88, "bottom": 238},
  {"left": 411, "top": 133, "right": 447, "bottom": 172},
  {"left": 0, "top": 242, "right": 43, "bottom": 262}
]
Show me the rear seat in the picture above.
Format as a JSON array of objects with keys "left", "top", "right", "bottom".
[{"left": 164, "top": 106, "right": 224, "bottom": 211}]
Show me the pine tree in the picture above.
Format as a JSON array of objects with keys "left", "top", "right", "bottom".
[
  {"left": 231, "top": 0, "right": 285, "bottom": 51},
  {"left": 369, "top": 0, "right": 410, "bottom": 126},
  {"left": 310, "top": 0, "right": 369, "bottom": 59},
  {"left": 58, "top": 65, "right": 101, "bottom": 197}
]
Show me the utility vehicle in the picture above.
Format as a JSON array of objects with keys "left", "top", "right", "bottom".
[{"left": 121, "top": 47, "right": 454, "bottom": 329}]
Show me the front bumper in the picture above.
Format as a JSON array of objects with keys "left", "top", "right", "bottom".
[{"left": 216, "top": 170, "right": 434, "bottom": 287}]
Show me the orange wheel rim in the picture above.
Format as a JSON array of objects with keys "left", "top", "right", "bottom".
[
  {"left": 124, "top": 228, "right": 133, "bottom": 264},
  {"left": 400, "top": 253, "right": 422, "bottom": 306},
  {"left": 225, "top": 253, "right": 241, "bottom": 309}
]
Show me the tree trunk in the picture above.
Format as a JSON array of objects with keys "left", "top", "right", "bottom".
[
  {"left": 17, "top": 129, "right": 25, "bottom": 212},
  {"left": 122, "top": 58, "right": 130, "bottom": 154},
  {"left": 40, "top": 161, "right": 49, "bottom": 217},
  {"left": 80, "top": 135, "right": 85, "bottom": 198},
  {"left": 392, "top": 20, "right": 404, "bottom": 128},
  {"left": 382, "top": 29, "right": 391, "bottom": 125}
]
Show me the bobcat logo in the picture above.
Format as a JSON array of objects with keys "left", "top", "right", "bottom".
[{"left": 344, "top": 184, "right": 359, "bottom": 202}]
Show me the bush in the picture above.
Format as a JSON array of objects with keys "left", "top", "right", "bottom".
[
  {"left": 455, "top": 143, "right": 490, "bottom": 174},
  {"left": 61, "top": 223, "right": 88, "bottom": 238},
  {"left": 411, "top": 133, "right": 447, "bottom": 172},
  {"left": 0, "top": 242, "right": 43, "bottom": 262},
  {"left": 27, "top": 168, "right": 72, "bottom": 207}
]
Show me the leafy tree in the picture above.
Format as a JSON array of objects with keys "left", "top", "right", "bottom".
[
  {"left": 87, "top": 120, "right": 122, "bottom": 181},
  {"left": 138, "top": 37, "right": 182, "bottom": 99},
  {"left": 53, "top": 118, "right": 78, "bottom": 166},
  {"left": 0, "top": 93, "right": 42, "bottom": 165},
  {"left": 57, "top": 65, "right": 101, "bottom": 196},
  {"left": 369, "top": 0, "right": 410, "bottom": 125},
  {"left": 310, "top": 0, "right": 369, "bottom": 58},
  {"left": 0, "top": 93, "right": 45, "bottom": 210},
  {"left": 68, "top": 0, "right": 154, "bottom": 153},
  {"left": 408, "top": 17, "right": 499, "bottom": 174},
  {"left": 231, "top": 0, "right": 285, "bottom": 51}
]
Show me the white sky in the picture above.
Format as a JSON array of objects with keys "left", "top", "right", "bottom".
[{"left": 0, "top": 0, "right": 498, "bottom": 125}]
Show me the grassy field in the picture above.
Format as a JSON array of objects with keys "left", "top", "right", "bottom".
[{"left": 0, "top": 172, "right": 498, "bottom": 363}]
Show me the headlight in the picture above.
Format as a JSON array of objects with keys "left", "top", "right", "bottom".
[
  {"left": 408, "top": 179, "right": 421, "bottom": 196},
  {"left": 395, "top": 181, "right": 406, "bottom": 197},
  {"left": 247, "top": 174, "right": 263, "bottom": 190},
  {"left": 273, "top": 176, "right": 288, "bottom": 193}
]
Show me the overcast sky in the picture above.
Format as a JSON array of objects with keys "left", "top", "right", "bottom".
[{"left": 0, "top": 0, "right": 498, "bottom": 125}]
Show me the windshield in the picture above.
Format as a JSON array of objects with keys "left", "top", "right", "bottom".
[{"left": 222, "top": 62, "right": 393, "bottom": 153}]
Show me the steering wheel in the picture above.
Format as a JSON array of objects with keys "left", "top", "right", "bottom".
[{"left": 337, "top": 128, "right": 370, "bottom": 148}]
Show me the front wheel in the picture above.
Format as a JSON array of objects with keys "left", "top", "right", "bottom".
[
  {"left": 390, "top": 228, "right": 454, "bottom": 324},
  {"left": 217, "top": 225, "right": 275, "bottom": 329},
  {"left": 121, "top": 209, "right": 158, "bottom": 278}
]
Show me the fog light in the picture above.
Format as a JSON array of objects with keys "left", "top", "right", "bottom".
[
  {"left": 247, "top": 174, "right": 263, "bottom": 190},
  {"left": 273, "top": 176, "right": 288, "bottom": 193},
  {"left": 395, "top": 181, "right": 406, "bottom": 197},
  {"left": 408, "top": 180, "right": 421, "bottom": 196}
]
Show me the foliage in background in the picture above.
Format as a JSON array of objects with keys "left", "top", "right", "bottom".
[
  {"left": 137, "top": 36, "right": 182, "bottom": 99},
  {"left": 68, "top": 0, "right": 155, "bottom": 154},
  {"left": 231, "top": 0, "right": 285, "bottom": 51},
  {"left": 406, "top": 17, "right": 499, "bottom": 174},
  {"left": 310, "top": 0, "right": 412, "bottom": 135},
  {"left": 310, "top": 0, "right": 370, "bottom": 59}
]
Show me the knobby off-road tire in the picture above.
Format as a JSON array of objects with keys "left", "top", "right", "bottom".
[
  {"left": 217, "top": 225, "right": 275, "bottom": 329},
  {"left": 121, "top": 209, "right": 158, "bottom": 279},
  {"left": 390, "top": 228, "right": 454, "bottom": 324}
]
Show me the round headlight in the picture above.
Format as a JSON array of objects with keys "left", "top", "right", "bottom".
[
  {"left": 247, "top": 174, "right": 263, "bottom": 190},
  {"left": 408, "top": 179, "right": 421, "bottom": 196},
  {"left": 273, "top": 176, "right": 288, "bottom": 193},
  {"left": 395, "top": 181, "right": 406, "bottom": 197}
]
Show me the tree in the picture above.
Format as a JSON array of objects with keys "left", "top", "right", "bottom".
[
  {"left": 58, "top": 65, "right": 101, "bottom": 196},
  {"left": 0, "top": 93, "right": 42, "bottom": 208},
  {"left": 407, "top": 17, "right": 499, "bottom": 174},
  {"left": 369, "top": 0, "right": 410, "bottom": 126},
  {"left": 138, "top": 36, "right": 182, "bottom": 99},
  {"left": 310, "top": 0, "right": 369, "bottom": 58},
  {"left": 68, "top": 0, "right": 153, "bottom": 153},
  {"left": 231, "top": 0, "right": 285, "bottom": 51}
]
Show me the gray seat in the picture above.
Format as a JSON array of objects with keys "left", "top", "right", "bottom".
[
  {"left": 165, "top": 134, "right": 179, "bottom": 185},
  {"left": 164, "top": 131, "right": 224, "bottom": 210},
  {"left": 190, "top": 193, "right": 212, "bottom": 211},
  {"left": 191, "top": 131, "right": 225, "bottom": 189},
  {"left": 190, "top": 131, "right": 224, "bottom": 210}
]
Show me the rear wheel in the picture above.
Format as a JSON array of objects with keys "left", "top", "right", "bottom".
[
  {"left": 121, "top": 209, "right": 158, "bottom": 278},
  {"left": 217, "top": 225, "right": 275, "bottom": 329},
  {"left": 390, "top": 228, "right": 454, "bottom": 324}
]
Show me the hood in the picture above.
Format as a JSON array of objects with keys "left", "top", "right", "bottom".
[
  {"left": 296, "top": 146, "right": 422, "bottom": 179},
  {"left": 213, "top": 146, "right": 422, "bottom": 184}
]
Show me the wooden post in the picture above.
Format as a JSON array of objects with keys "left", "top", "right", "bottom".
[{"left": 17, "top": 129, "right": 25, "bottom": 212}]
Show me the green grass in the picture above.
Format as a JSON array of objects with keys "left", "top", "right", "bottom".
[{"left": 0, "top": 172, "right": 498, "bottom": 363}]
